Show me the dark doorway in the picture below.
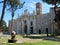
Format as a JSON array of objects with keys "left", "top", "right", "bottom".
[
  {"left": 30, "top": 27, "right": 33, "bottom": 34},
  {"left": 46, "top": 28, "right": 48, "bottom": 34},
  {"left": 39, "top": 29, "right": 41, "bottom": 34},
  {"left": 24, "top": 25, "right": 27, "bottom": 34},
  {"left": 46, "top": 28, "right": 48, "bottom": 36}
]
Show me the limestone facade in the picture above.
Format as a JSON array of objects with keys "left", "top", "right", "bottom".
[{"left": 8, "top": 2, "right": 55, "bottom": 34}]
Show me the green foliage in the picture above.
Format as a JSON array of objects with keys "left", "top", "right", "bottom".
[
  {"left": 7, "top": 0, "right": 25, "bottom": 12},
  {"left": 7, "top": 0, "right": 20, "bottom": 11},
  {"left": 7, "top": 0, "right": 25, "bottom": 18},
  {"left": 42, "top": 0, "right": 60, "bottom": 5},
  {"left": 1, "top": 20, "right": 7, "bottom": 31}
]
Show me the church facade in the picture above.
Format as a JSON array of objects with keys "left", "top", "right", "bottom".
[{"left": 8, "top": 2, "right": 55, "bottom": 34}]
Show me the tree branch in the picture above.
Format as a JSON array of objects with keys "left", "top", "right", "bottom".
[{"left": 0, "top": 1, "right": 4, "bottom": 3}]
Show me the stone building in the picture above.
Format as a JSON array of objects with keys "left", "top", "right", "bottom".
[{"left": 8, "top": 2, "right": 55, "bottom": 34}]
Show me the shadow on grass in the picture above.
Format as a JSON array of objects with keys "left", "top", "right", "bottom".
[
  {"left": 24, "top": 35, "right": 60, "bottom": 42},
  {"left": 43, "top": 36, "right": 60, "bottom": 42},
  {"left": 25, "top": 35, "right": 45, "bottom": 39}
]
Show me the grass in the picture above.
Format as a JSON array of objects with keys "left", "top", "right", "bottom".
[
  {"left": 16, "top": 35, "right": 23, "bottom": 38},
  {"left": 29, "top": 34, "right": 52, "bottom": 36},
  {"left": 0, "top": 43, "right": 20, "bottom": 45},
  {"left": 55, "top": 36, "right": 60, "bottom": 38},
  {"left": 0, "top": 41, "right": 60, "bottom": 45},
  {"left": 0, "top": 35, "right": 10, "bottom": 43},
  {"left": 0, "top": 35, "right": 60, "bottom": 45},
  {"left": 22, "top": 40, "right": 60, "bottom": 45},
  {"left": 0, "top": 35, "right": 22, "bottom": 43}
]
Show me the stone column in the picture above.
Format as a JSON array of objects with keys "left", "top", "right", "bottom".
[
  {"left": 33, "top": 19, "right": 36, "bottom": 34},
  {"left": 27, "top": 20, "right": 30, "bottom": 34}
]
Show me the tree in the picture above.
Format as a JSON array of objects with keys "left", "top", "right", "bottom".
[
  {"left": 42, "top": 0, "right": 60, "bottom": 34},
  {"left": 0, "top": 0, "right": 25, "bottom": 32},
  {"left": 42, "top": 0, "right": 60, "bottom": 15},
  {"left": 0, "top": 0, "right": 25, "bottom": 37},
  {"left": 7, "top": 0, "right": 25, "bottom": 34},
  {"left": 0, "top": 0, "right": 6, "bottom": 31},
  {"left": 1, "top": 20, "right": 7, "bottom": 32}
]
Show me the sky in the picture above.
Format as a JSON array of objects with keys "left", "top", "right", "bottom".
[{"left": 0, "top": 0, "right": 53, "bottom": 26}]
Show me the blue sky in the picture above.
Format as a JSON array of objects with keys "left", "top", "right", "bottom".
[{"left": 0, "top": 0, "right": 53, "bottom": 26}]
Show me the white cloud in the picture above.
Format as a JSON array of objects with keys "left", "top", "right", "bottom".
[
  {"left": 29, "top": 1, "right": 36, "bottom": 8},
  {"left": 24, "top": 1, "right": 36, "bottom": 9},
  {"left": 31, "top": 1, "right": 36, "bottom": 4},
  {"left": 29, "top": 5, "right": 35, "bottom": 8}
]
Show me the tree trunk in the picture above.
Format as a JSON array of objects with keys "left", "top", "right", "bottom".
[
  {"left": 11, "top": 9, "right": 14, "bottom": 34},
  {"left": 0, "top": 0, "right": 6, "bottom": 31}
]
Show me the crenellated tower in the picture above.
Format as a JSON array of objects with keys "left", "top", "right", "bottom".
[{"left": 36, "top": 2, "right": 42, "bottom": 34}]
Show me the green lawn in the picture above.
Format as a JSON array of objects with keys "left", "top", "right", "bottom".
[
  {"left": 0, "top": 35, "right": 22, "bottom": 43},
  {"left": 22, "top": 41, "right": 60, "bottom": 45},
  {"left": 0, "top": 43, "right": 21, "bottom": 45},
  {"left": 0, "top": 41, "right": 60, "bottom": 45},
  {"left": 16, "top": 35, "right": 23, "bottom": 38},
  {"left": 0, "top": 35, "right": 60, "bottom": 45}
]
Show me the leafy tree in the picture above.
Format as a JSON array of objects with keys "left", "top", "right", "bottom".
[
  {"left": 7, "top": 0, "right": 25, "bottom": 19},
  {"left": 0, "top": 0, "right": 6, "bottom": 30},
  {"left": 1, "top": 20, "right": 7, "bottom": 32},
  {"left": 42, "top": 0, "right": 60, "bottom": 15},
  {"left": 42, "top": 0, "right": 60, "bottom": 34},
  {"left": 0, "top": 0, "right": 25, "bottom": 32},
  {"left": 7, "top": 0, "right": 25, "bottom": 35}
]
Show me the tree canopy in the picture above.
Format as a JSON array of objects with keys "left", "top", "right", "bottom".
[
  {"left": 0, "top": 0, "right": 25, "bottom": 30},
  {"left": 42, "top": 0, "right": 60, "bottom": 6},
  {"left": 6, "top": 0, "right": 25, "bottom": 12}
]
